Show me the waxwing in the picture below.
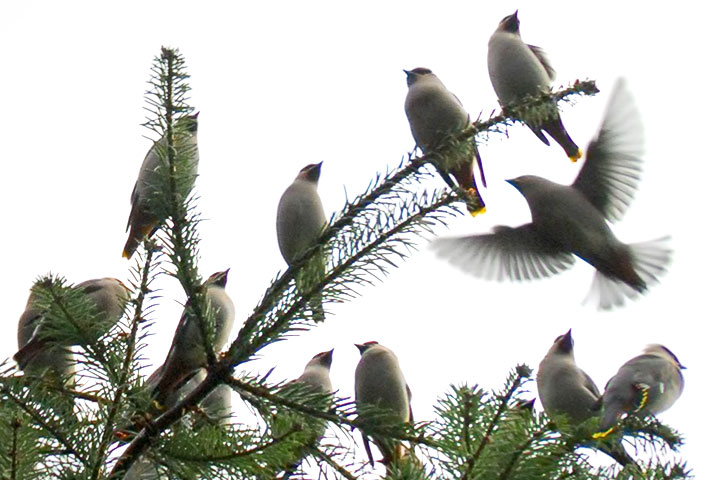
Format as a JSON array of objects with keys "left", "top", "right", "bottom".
[
  {"left": 276, "top": 163, "right": 327, "bottom": 322},
  {"left": 354, "top": 341, "right": 413, "bottom": 467},
  {"left": 294, "top": 349, "right": 334, "bottom": 394},
  {"left": 15, "top": 290, "right": 75, "bottom": 382},
  {"left": 151, "top": 270, "right": 235, "bottom": 407},
  {"left": 404, "top": 67, "right": 487, "bottom": 215},
  {"left": 538, "top": 330, "right": 636, "bottom": 466},
  {"left": 433, "top": 79, "right": 672, "bottom": 309},
  {"left": 277, "top": 350, "right": 334, "bottom": 479},
  {"left": 488, "top": 11, "right": 581, "bottom": 161},
  {"left": 123, "top": 112, "right": 199, "bottom": 259},
  {"left": 15, "top": 277, "right": 129, "bottom": 372},
  {"left": 595, "top": 344, "right": 684, "bottom": 438}
]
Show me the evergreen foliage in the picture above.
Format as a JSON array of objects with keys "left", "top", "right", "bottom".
[{"left": 0, "top": 47, "right": 688, "bottom": 480}]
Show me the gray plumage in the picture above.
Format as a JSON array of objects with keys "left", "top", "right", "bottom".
[
  {"left": 277, "top": 350, "right": 334, "bottom": 479},
  {"left": 487, "top": 11, "right": 580, "bottom": 161},
  {"left": 15, "top": 277, "right": 129, "bottom": 372},
  {"left": 16, "top": 291, "right": 75, "bottom": 381},
  {"left": 538, "top": 330, "right": 636, "bottom": 466},
  {"left": 151, "top": 270, "right": 235, "bottom": 407},
  {"left": 294, "top": 349, "right": 334, "bottom": 394},
  {"left": 404, "top": 67, "right": 486, "bottom": 215},
  {"left": 354, "top": 341, "right": 413, "bottom": 467},
  {"left": 276, "top": 163, "right": 327, "bottom": 322},
  {"left": 433, "top": 79, "right": 672, "bottom": 309},
  {"left": 123, "top": 113, "right": 199, "bottom": 259},
  {"left": 597, "top": 344, "right": 684, "bottom": 436}
]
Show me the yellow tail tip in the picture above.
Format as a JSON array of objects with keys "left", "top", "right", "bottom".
[
  {"left": 570, "top": 149, "right": 583, "bottom": 163},
  {"left": 470, "top": 206, "right": 487, "bottom": 217},
  {"left": 592, "top": 427, "right": 615, "bottom": 439},
  {"left": 122, "top": 250, "right": 131, "bottom": 259}
]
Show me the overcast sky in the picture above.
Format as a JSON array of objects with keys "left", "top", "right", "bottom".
[{"left": 0, "top": 1, "right": 715, "bottom": 477}]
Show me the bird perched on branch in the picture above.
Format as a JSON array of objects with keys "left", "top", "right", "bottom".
[
  {"left": 276, "top": 349, "right": 334, "bottom": 479},
  {"left": 151, "top": 270, "right": 235, "bottom": 407},
  {"left": 354, "top": 341, "right": 413, "bottom": 467},
  {"left": 595, "top": 344, "right": 684, "bottom": 438},
  {"left": 277, "top": 162, "right": 327, "bottom": 322},
  {"left": 404, "top": 67, "right": 487, "bottom": 215},
  {"left": 488, "top": 10, "right": 581, "bottom": 161},
  {"left": 433, "top": 79, "right": 672, "bottom": 309},
  {"left": 123, "top": 112, "right": 200, "bottom": 259},
  {"left": 15, "top": 277, "right": 129, "bottom": 372},
  {"left": 538, "top": 330, "right": 636, "bottom": 466}
]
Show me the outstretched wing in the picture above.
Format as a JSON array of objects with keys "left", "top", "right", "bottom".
[
  {"left": 432, "top": 224, "right": 575, "bottom": 281},
  {"left": 573, "top": 78, "right": 644, "bottom": 223}
]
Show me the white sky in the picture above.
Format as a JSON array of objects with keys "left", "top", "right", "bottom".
[{"left": 0, "top": 1, "right": 715, "bottom": 477}]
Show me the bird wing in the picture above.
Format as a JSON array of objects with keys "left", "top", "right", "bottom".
[
  {"left": 432, "top": 224, "right": 575, "bottom": 281},
  {"left": 406, "top": 383, "right": 414, "bottom": 424},
  {"left": 580, "top": 368, "right": 602, "bottom": 399},
  {"left": 527, "top": 44, "right": 556, "bottom": 81},
  {"left": 573, "top": 78, "right": 644, "bottom": 223}
]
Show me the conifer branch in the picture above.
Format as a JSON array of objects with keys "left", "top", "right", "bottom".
[
  {"left": 0, "top": 384, "right": 87, "bottom": 468},
  {"left": 92, "top": 244, "right": 158, "bottom": 480}
]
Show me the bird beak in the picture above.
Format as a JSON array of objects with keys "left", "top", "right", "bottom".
[
  {"left": 513, "top": 9, "right": 518, "bottom": 18},
  {"left": 559, "top": 330, "right": 573, "bottom": 351},
  {"left": 505, "top": 178, "right": 520, "bottom": 191},
  {"left": 190, "top": 111, "right": 200, "bottom": 119}
]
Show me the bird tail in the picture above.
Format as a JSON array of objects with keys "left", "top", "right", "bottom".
[
  {"left": 528, "top": 124, "right": 550, "bottom": 146},
  {"left": 14, "top": 339, "right": 44, "bottom": 369},
  {"left": 597, "top": 442, "right": 637, "bottom": 468},
  {"left": 542, "top": 116, "right": 582, "bottom": 162},
  {"left": 584, "top": 237, "right": 672, "bottom": 310},
  {"left": 450, "top": 161, "right": 486, "bottom": 216},
  {"left": 122, "top": 222, "right": 157, "bottom": 259}
]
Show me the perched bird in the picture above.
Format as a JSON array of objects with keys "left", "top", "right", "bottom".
[
  {"left": 354, "top": 341, "right": 413, "bottom": 467},
  {"left": 293, "top": 349, "right": 334, "bottom": 394},
  {"left": 123, "top": 112, "right": 200, "bottom": 259},
  {"left": 15, "top": 277, "right": 129, "bottom": 371},
  {"left": 276, "top": 350, "right": 334, "bottom": 478},
  {"left": 433, "top": 79, "right": 672, "bottom": 309},
  {"left": 151, "top": 270, "right": 235, "bottom": 407},
  {"left": 595, "top": 344, "right": 685, "bottom": 438},
  {"left": 15, "top": 290, "right": 75, "bottom": 381},
  {"left": 276, "top": 163, "right": 327, "bottom": 322},
  {"left": 404, "top": 67, "right": 487, "bottom": 215},
  {"left": 488, "top": 10, "right": 581, "bottom": 161},
  {"left": 538, "top": 330, "right": 636, "bottom": 466}
]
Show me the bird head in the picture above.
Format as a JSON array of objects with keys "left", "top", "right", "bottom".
[
  {"left": 497, "top": 10, "right": 520, "bottom": 33},
  {"left": 298, "top": 162, "right": 323, "bottom": 183},
  {"left": 309, "top": 349, "right": 334, "bottom": 368},
  {"left": 206, "top": 269, "right": 230, "bottom": 288},
  {"left": 355, "top": 341, "right": 379, "bottom": 355},
  {"left": 644, "top": 344, "right": 686, "bottom": 370},
  {"left": 403, "top": 67, "right": 434, "bottom": 87}
]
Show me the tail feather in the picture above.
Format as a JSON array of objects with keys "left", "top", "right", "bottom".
[
  {"left": 451, "top": 161, "right": 486, "bottom": 215},
  {"left": 598, "top": 442, "right": 637, "bottom": 468},
  {"left": 543, "top": 116, "right": 581, "bottom": 162},
  {"left": 584, "top": 237, "right": 672, "bottom": 310},
  {"left": 528, "top": 125, "right": 550, "bottom": 146},
  {"left": 14, "top": 339, "right": 44, "bottom": 369}
]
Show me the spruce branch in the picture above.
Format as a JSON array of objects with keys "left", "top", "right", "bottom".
[
  {"left": 92, "top": 243, "right": 159, "bottom": 480},
  {"left": 0, "top": 380, "right": 87, "bottom": 469}
]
